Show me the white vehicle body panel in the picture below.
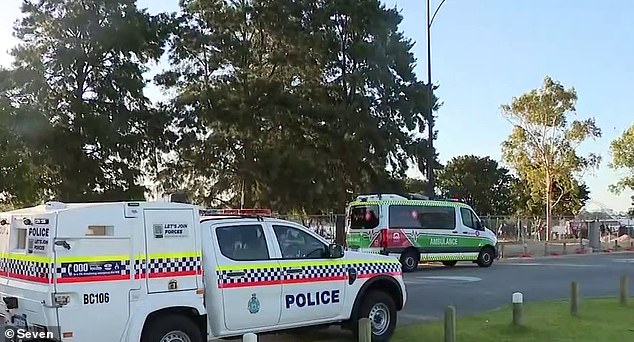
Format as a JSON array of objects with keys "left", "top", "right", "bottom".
[{"left": 0, "top": 202, "right": 405, "bottom": 341}]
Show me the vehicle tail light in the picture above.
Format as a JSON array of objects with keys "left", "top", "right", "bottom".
[{"left": 380, "top": 228, "right": 389, "bottom": 249}]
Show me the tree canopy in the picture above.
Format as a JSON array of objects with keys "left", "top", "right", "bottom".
[
  {"left": 436, "top": 155, "right": 516, "bottom": 216},
  {"left": 501, "top": 76, "right": 601, "bottom": 238},
  {"left": 1, "top": 2, "right": 610, "bottom": 218},
  {"left": 154, "top": 0, "right": 433, "bottom": 213},
  {"left": 0, "top": 67, "right": 45, "bottom": 208},
  {"left": 609, "top": 123, "right": 634, "bottom": 194},
  {"left": 1, "top": 0, "right": 172, "bottom": 205},
  {"left": 0, "top": 1, "right": 436, "bottom": 212},
  {"left": 511, "top": 177, "right": 590, "bottom": 217}
]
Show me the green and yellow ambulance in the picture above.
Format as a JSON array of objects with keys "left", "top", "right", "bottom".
[{"left": 345, "top": 194, "right": 499, "bottom": 272}]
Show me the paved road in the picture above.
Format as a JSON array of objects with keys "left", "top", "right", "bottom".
[
  {"left": 259, "top": 252, "right": 634, "bottom": 341},
  {"left": 399, "top": 252, "right": 634, "bottom": 324}
]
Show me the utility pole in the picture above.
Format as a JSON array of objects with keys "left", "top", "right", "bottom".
[
  {"left": 426, "top": 0, "right": 434, "bottom": 197},
  {"left": 425, "top": 0, "right": 446, "bottom": 197}
]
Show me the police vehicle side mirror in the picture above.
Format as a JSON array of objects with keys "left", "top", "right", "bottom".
[{"left": 328, "top": 243, "right": 344, "bottom": 258}]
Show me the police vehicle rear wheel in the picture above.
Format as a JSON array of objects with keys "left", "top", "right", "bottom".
[
  {"left": 142, "top": 314, "right": 202, "bottom": 342},
  {"left": 476, "top": 247, "right": 495, "bottom": 267},
  {"left": 399, "top": 249, "right": 419, "bottom": 273},
  {"left": 354, "top": 290, "right": 397, "bottom": 341}
]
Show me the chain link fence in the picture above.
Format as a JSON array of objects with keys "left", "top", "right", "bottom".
[
  {"left": 276, "top": 213, "right": 634, "bottom": 244},
  {"left": 482, "top": 215, "right": 634, "bottom": 242},
  {"left": 481, "top": 215, "right": 576, "bottom": 242},
  {"left": 275, "top": 214, "right": 342, "bottom": 242}
]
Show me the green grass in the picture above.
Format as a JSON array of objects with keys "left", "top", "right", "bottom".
[
  {"left": 295, "top": 297, "right": 634, "bottom": 342},
  {"left": 391, "top": 297, "right": 634, "bottom": 342}
]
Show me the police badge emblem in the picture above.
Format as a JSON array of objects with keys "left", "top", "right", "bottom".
[{"left": 248, "top": 293, "right": 260, "bottom": 314}]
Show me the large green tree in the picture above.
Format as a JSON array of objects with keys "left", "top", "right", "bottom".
[
  {"left": 512, "top": 176, "right": 590, "bottom": 218},
  {"left": 156, "top": 0, "right": 432, "bottom": 213},
  {"left": 501, "top": 76, "right": 601, "bottom": 240},
  {"left": 0, "top": 68, "right": 47, "bottom": 208},
  {"left": 609, "top": 123, "right": 634, "bottom": 193},
  {"left": 436, "top": 155, "right": 516, "bottom": 216},
  {"left": 6, "top": 0, "right": 171, "bottom": 202}
]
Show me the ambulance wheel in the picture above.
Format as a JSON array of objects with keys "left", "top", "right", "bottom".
[
  {"left": 142, "top": 314, "right": 203, "bottom": 342},
  {"left": 399, "top": 249, "right": 419, "bottom": 273},
  {"left": 442, "top": 261, "right": 457, "bottom": 267},
  {"left": 353, "top": 290, "right": 397, "bottom": 342},
  {"left": 476, "top": 247, "right": 495, "bottom": 268}
]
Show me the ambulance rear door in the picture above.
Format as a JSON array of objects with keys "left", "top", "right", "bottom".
[
  {"left": 52, "top": 203, "right": 139, "bottom": 341},
  {"left": 346, "top": 203, "right": 381, "bottom": 252}
]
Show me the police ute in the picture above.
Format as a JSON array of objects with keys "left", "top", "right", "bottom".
[{"left": 0, "top": 200, "right": 406, "bottom": 342}]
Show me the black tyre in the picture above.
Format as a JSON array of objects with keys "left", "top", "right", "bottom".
[
  {"left": 442, "top": 260, "right": 458, "bottom": 267},
  {"left": 399, "top": 249, "right": 419, "bottom": 273},
  {"left": 352, "top": 291, "right": 397, "bottom": 342},
  {"left": 141, "top": 314, "right": 203, "bottom": 342},
  {"left": 476, "top": 247, "right": 495, "bottom": 267}
]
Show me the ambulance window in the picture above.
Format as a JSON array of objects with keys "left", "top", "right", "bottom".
[
  {"left": 388, "top": 205, "right": 456, "bottom": 230},
  {"left": 349, "top": 205, "right": 379, "bottom": 229},
  {"left": 460, "top": 208, "right": 475, "bottom": 228},
  {"left": 273, "top": 225, "right": 328, "bottom": 259},
  {"left": 215, "top": 225, "right": 270, "bottom": 261}
]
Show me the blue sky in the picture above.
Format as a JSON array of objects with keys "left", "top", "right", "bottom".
[{"left": 1, "top": 0, "right": 632, "bottom": 212}]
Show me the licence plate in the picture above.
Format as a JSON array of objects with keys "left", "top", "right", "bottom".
[{"left": 12, "top": 315, "right": 27, "bottom": 329}]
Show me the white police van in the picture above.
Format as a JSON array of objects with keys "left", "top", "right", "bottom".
[{"left": 0, "top": 200, "right": 406, "bottom": 341}]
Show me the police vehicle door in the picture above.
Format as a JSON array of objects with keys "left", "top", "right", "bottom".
[
  {"left": 270, "top": 223, "right": 346, "bottom": 324},
  {"left": 53, "top": 208, "right": 138, "bottom": 341},
  {"left": 213, "top": 222, "right": 282, "bottom": 331}
]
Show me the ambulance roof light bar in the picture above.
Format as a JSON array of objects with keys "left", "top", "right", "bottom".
[
  {"left": 406, "top": 193, "right": 430, "bottom": 200},
  {"left": 355, "top": 194, "right": 409, "bottom": 202}
]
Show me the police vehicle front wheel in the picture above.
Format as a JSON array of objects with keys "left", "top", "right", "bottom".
[
  {"left": 353, "top": 291, "right": 397, "bottom": 342},
  {"left": 141, "top": 314, "right": 203, "bottom": 342}
]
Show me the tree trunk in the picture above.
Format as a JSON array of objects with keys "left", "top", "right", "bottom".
[{"left": 545, "top": 175, "right": 552, "bottom": 242}]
